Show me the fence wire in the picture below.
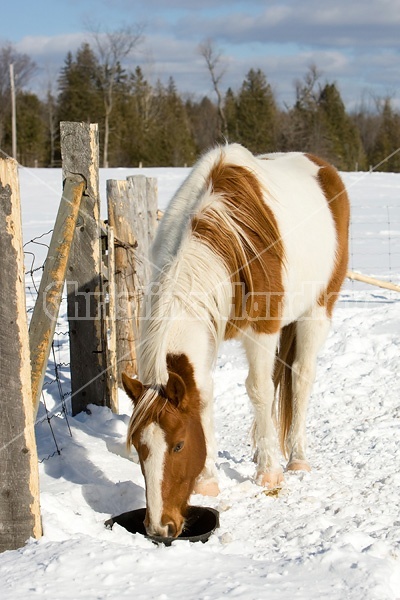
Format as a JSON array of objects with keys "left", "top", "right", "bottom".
[
  {"left": 24, "top": 231, "right": 72, "bottom": 462},
  {"left": 347, "top": 203, "right": 400, "bottom": 299}
]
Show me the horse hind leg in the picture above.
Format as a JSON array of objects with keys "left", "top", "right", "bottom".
[
  {"left": 244, "top": 330, "right": 283, "bottom": 489},
  {"left": 286, "top": 305, "right": 331, "bottom": 472}
]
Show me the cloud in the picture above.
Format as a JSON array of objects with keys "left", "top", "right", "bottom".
[
  {"left": 7, "top": 0, "right": 400, "bottom": 109},
  {"left": 17, "top": 33, "right": 87, "bottom": 62},
  {"left": 175, "top": 3, "right": 400, "bottom": 49}
]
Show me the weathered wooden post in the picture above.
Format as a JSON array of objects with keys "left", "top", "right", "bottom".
[
  {"left": 61, "top": 122, "right": 108, "bottom": 415},
  {"left": 107, "top": 175, "right": 158, "bottom": 382},
  {"left": 0, "top": 158, "right": 42, "bottom": 550}
]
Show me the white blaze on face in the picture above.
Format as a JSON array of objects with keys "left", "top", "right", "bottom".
[{"left": 140, "top": 422, "right": 167, "bottom": 532}]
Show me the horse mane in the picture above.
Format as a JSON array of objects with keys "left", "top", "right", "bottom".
[
  {"left": 193, "top": 154, "right": 285, "bottom": 337},
  {"left": 151, "top": 145, "right": 227, "bottom": 274}
]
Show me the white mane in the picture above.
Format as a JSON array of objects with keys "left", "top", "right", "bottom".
[
  {"left": 151, "top": 145, "right": 225, "bottom": 274},
  {"left": 138, "top": 237, "right": 231, "bottom": 385},
  {"left": 150, "top": 142, "right": 260, "bottom": 273}
]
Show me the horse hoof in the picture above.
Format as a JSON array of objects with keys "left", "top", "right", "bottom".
[
  {"left": 257, "top": 470, "right": 284, "bottom": 489},
  {"left": 286, "top": 460, "right": 311, "bottom": 472},
  {"left": 193, "top": 480, "right": 220, "bottom": 497}
]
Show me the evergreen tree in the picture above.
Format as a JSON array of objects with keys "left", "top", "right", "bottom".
[
  {"left": 16, "top": 92, "right": 47, "bottom": 166},
  {"left": 44, "top": 87, "right": 58, "bottom": 167},
  {"left": 56, "top": 44, "right": 103, "bottom": 163},
  {"left": 185, "top": 95, "right": 219, "bottom": 153},
  {"left": 351, "top": 101, "right": 381, "bottom": 168},
  {"left": 224, "top": 87, "right": 238, "bottom": 142},
  {"left": 369, "top": 98, "right": 400, "bottom": 172},
  {"left": 106, "top": 68, "right": 134, "bottom": 166},
  {"left": 131, "top": 67, "right": 157, "bottom": 163},
  {"left": 318, "top": 83, "right": 365, "bottom": 170},
  {"left": 154, "top": 77, "right": 196, "bottom": 166},
  {"left": 234, "top": 69, "right": 277, "bottom": 153},
  {"left": 6, "top": 40, "right": 400, "bottom": 172},
  {"left": 57, "top": 44, "right": 103, "bottom": 125},
  {"left": 119, "top": 66, "right": 159, "bottom": 166},
  {"left": 103, "top": 61, "right": 132, "bottom": 166}
]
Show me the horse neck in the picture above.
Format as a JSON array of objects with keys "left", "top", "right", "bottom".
[
  {"left": 138, "top": 239, "right": 232, "bottom": 389},
  {"left": 166, "top": 314, "right": 214, "bottom": 388}
]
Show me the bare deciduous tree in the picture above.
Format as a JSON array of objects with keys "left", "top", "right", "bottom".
[
  {"left": 0, "top": 43, "right": 37, "bottom": 96},
  {"left": 198, "top": 38, "right": 228, "bottom": 140},
  {"left": 294, "top": 63, "right": 322, "bottom": 110},
  {"left": 0, "top": 43, "right": 36, "bottom": 153},
  {"left": 87, "top": 23, "right": 144, "bottom": 167}
]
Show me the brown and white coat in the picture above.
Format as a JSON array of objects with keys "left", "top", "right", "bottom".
[{"left": 123, "top": 143, "right": 350, "bottom": 538}]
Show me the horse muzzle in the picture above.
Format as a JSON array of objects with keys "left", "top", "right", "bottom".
[{"left": 145, "top": 517, "right": 184, "bottom": 539}]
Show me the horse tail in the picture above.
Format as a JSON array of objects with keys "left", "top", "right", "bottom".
[{"left": 274, "top": 322, "right": 297, "bottom": 457}]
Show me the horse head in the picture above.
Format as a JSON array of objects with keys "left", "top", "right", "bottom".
[{"left": 122, "top": 354, "right": 206, "bottom": 538}]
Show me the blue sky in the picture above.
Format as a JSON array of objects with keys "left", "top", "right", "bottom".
[{"left": 2, "top": 0, "right": 400, "bottom": 109}]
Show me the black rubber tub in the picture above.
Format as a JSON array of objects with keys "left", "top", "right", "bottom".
[{"left": 105, "top": 506, "right": 219, "bottom": 546}]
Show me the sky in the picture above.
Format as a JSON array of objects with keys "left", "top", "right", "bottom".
[{"left": 1, "top": 0, "right": 400, "bottom": 109}]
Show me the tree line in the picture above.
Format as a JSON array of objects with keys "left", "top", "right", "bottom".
[{"left": 1, "top": 41, "right": 400, "bottom": 171}]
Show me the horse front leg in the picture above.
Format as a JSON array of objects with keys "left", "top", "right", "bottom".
[{"left": 193, "top": 385, "right": 220, "bottom": 497}]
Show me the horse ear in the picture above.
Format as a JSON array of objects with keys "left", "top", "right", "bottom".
[
  {"left": 122, "top": 372, "right": 144, "bottom": 406},
  {"left": 165, "top": 372, "right": 186, "bottom": 408}
]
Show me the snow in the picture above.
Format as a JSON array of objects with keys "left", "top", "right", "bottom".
[{"left": 1, "top": 164, "right": 400, "bottom": 599}]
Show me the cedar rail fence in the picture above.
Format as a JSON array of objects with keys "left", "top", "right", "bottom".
[{"left": 0, "top": 121, "right": 157, "bottom": 551}]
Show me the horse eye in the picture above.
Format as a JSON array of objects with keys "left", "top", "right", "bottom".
[{"left": 173, "top": 441, "right": 184, "bottom": 453}]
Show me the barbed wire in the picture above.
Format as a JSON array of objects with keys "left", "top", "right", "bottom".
[{"left": 24, "top": 235, "right": 72, "bottom": 463}]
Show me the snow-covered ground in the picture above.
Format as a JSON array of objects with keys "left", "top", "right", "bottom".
[{"left": 1, "top": 164, "right": 400, "bottom": 599}]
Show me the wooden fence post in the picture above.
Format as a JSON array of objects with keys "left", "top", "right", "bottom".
[
  {"left": 61, "top": 121, "right": 108, "bottom": 416},
  {"left": 29, "top": 178, "right": 85, "bottom": 417},
  {"left": 0, "top": 158, "right": 42, "bottom": 550},
  {"left": 107, "top": 175, "right": 158, "bottom": 383}
]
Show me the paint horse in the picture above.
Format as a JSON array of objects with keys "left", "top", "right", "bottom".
[{"left": 122, "top": 143, "right": 349, "bottom": 538}]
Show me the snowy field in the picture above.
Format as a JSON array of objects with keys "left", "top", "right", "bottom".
[{"left": 1, "top": 163, "right": 400, "bottom": 599}]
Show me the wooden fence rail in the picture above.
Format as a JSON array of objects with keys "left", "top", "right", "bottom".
[
  {"left": 29, "top": 177, "right": 85, "bottom": 416},
  {"left": 346, "top": 270, "right": 400, "bottom": 293}
]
